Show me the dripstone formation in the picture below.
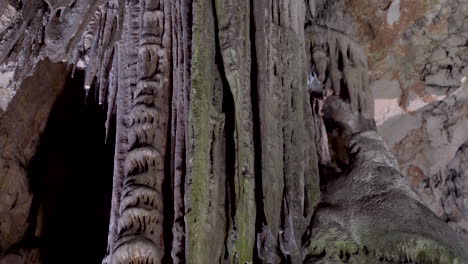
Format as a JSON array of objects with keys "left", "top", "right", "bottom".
[{"left": 0, "top": 0, "right": 467, "bottom": 263}]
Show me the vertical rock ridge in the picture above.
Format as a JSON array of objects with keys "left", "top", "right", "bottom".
[
  {"left": 169, "top": 0, "right": 192, "bottom": 263},
  {"left": 105, "top": 1, "right": 172, "bottom": 263},
  {"left": 252, "top": 1, "right": 320, "bottom": 262},
  {"left": 186, "top": 0, "right": 227, "bottom": 263},
  {"left": 213, "top": 0, "right": 256, "bottom": 262}
]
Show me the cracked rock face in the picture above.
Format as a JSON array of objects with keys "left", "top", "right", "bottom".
[{"left": 341, "top": 0, "right": 468, "bottom": 239}]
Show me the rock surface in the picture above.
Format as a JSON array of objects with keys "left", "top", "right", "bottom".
[
  {"left": 342, "top": 0, "right": 468, "bottom": 239},
  {"left": 0, "top": 59, "right": 68, "bottom": 252},
  {"left": 0, "top": 0, "right": 467, "bottom": 263}
]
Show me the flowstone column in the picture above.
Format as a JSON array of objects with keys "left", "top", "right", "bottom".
[{"left": 104, "top": 1, "right": 172, "bottom": 263}]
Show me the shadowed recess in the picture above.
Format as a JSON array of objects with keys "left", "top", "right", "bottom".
[{"left": 28, "top": 70, "right": 116, "bottom": 264}]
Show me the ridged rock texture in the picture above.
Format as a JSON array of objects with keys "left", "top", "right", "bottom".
[{"left": 0, "top": 0, "right": 467, "bottom": 264}]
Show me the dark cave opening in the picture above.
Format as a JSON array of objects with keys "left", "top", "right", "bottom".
[{"left": 28, "top": 70, "right": 115, "bottom": 264}]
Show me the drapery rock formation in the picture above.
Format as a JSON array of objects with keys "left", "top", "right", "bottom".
[{"left": 0, "top": 0, "right": 467, "bottom": 264}]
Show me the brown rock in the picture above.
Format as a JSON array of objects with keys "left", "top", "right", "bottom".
[{"left": 0, "top": 60, "right": 68, "bottom": 252}]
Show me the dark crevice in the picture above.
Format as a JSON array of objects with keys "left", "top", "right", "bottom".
[
  {"left": 26, "top": 70, "right": 115, "bottom": 264},
  {"left": 224, "top": 87, "right": 236, "bottom": 261},
  {"left": 382, "top": 0, "right": 392, "bottom": 11},
  {"left": 323, "top": 65, "right": 330, "bottom": 85},
  {"left": 162, "top": 127, "right": 174, "bottom": 264},
  {"left": 367, "top": 23, "right": 375, "bottom": 41},
  {"left": 303, "top": 249, "right": 327, "bottom": 264},
  {"left": 346, "top": 46, "right": 352, "bottom": 62},
  {"left": 337, "top": 51, "right": 344, "bottom": 72},
  {"left": 250, "top": 0, "right": 265, "bottom": 262},
  {"left": 70, "top": 0, "right": 77, "bottom": 9},
  {"left": 279, "top": 192, "right": 292, "bottom": 264},
  {"left": 211, "top": 0, "right": 237, "bottom": 258},
  {"left": 339, "top": 78, "right": 350, "bottom": 103},
  {"left": 162, "top": 20, "right": 176, "bottom": 264}
]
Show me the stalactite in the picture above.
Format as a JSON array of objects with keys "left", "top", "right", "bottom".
[
  {"left": 97, "top": 4, "right": 119, "bottom": 105},
  {"left": 106, "top": 0, "right": 172, "bottom": 263},
  {"left": 306, "top": 25, "right": 374, "bottom": 120},
  {"left": 185, "top": 0, "right": 231, "bottom": 263},
  {"left": 44, "top": 0, "right": 105, "bottom": 61},
  {"left": 83, "top": 6, "right": 103, "bottom": 92},
  {"left": 3, "top": 1, "right": 468, "bottom": 263},
  {"left": 105, "top": 50, "right": 119, "bottom": 142},
  {"left": 252, "top": 1, "right": 320, "bottom": 263},
  {"left": 104, "top": 1, "right": 140, "bottom": 263},
  {"left": 213, "top": 0, "right": 256, "bottom": 262},
  {"left": 78, "top": 2, "right": 121, "bottom": 106},
  {"left": 169, "top": 1, "right": 192, "bottom": 263}
]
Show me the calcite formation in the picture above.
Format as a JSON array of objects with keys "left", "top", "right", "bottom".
[{"left": 0, "top": 0, "right": 467, "bottom": 263}]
